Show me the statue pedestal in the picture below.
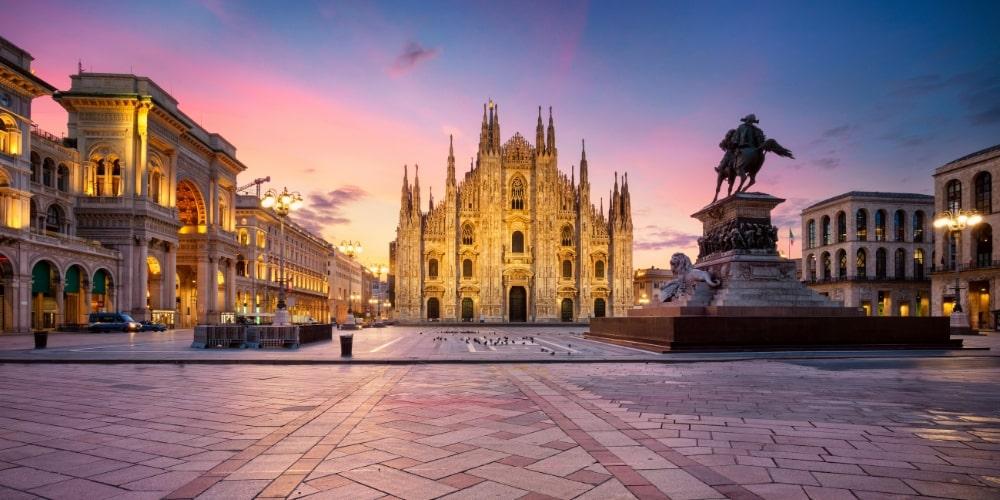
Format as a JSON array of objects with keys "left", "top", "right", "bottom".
[
  {"left": 273, "top": 308, "right": 291, "bottom": 326},
  {"left": 589, "top": 192, "right": 956, "bottom": 351},
  {"left": 949, "top": 310, "right": 973, "bottom": 335}
]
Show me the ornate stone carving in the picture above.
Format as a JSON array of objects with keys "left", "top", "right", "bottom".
[{"left": 697, "top": 218, "right": 778, "bottom": 258}]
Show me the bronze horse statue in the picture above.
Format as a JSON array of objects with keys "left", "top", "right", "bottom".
[{"left": 712, "top": 117, "right": 795, "bottom": 202}]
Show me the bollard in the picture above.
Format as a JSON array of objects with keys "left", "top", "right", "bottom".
[
  {"left": 33, "top": 330, "right": 48, "bottom": 349},
  {"left": 339, "top": 334, "right": 353, "bottom": 357}
]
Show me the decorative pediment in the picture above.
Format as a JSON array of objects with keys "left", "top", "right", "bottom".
[{"left": 502, "top": 133, "right": 534, "bottom": 163}]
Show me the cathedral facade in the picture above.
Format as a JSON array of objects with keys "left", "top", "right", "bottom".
[{"left": 393, "top": 102, "right": 633, "bottom": 322}]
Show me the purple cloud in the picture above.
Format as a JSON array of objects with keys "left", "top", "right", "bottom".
[{"left": 388, "top": 42, "right": 439, "bottom": 77}]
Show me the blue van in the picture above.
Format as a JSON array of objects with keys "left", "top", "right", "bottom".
[{"left": 87, "top": 312, "right": 140, "bottom": 333}]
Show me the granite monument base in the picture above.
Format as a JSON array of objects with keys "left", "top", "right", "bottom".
[{"left": 587, "top": 315, "right": 959, "bottom": 352}]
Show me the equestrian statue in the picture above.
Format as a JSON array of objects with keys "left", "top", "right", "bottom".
[{"left": 712, "top": 114, "right": 794, "bottom": 202}]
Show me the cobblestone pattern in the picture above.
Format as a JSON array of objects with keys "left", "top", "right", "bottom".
[{"left": 0, "top": 360, "right": 996, "bottom": 499}]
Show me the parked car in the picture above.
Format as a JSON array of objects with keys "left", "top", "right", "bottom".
[
  {"left": 137, "top": 320, "right": 167, "bottom": 332},
  {"left": 87, "top": 312, "right": 140, "bottom": 333}
]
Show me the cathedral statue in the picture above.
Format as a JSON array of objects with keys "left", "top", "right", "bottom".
[{"left": 713, "top": 114, "right": 795, "bottom": 202}]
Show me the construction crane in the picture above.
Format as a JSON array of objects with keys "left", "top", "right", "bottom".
[{"left": 237, "top": 176, "right": 270, "bottom": 197}]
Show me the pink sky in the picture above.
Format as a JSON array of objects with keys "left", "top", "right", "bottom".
[{"left": 6, "top": 1, "right": 999, "bottom": 269}]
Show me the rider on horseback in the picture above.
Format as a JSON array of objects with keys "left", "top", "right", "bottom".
[{"left": 711, "top": 113, "right": 795, "bottom": 202}]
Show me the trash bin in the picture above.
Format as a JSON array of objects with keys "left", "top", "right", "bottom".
[
  {"left": 339, "top": 334, "right": 353, "bottom": 357},
  {"left": 33, "top": 330, "right": 48, "bottom": 349}
]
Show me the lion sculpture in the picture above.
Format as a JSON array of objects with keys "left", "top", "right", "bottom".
[{"left": 656, "top": 253, "right": 720, "bottom": 303}]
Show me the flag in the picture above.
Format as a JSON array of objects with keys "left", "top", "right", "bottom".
[{"left": 788, "top": 228, "right": 795, "bottom": 245}]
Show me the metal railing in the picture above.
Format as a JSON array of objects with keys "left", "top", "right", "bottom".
[{"left": 806, "top": 275, "right": 929, "bottom": 284}]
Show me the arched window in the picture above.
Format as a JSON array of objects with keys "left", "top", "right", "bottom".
[
  {"left": 894, "top": 210, "right": 906, "bottom": 241},
  {"left": 462, "top": 259, "right": 472, "bottom": 278},
  {"left": 912, "top": 211, "right": 925, "bottom": 242},
  {"left": 975, "top": 172, "right": 992, "bottom": 213},
  {"left": 837, "top": 249, "right": 847, "bottom": 278},
  {"left": 894, "top": 248, "right": 906, "bottom": 279},
  {"left": 821, "top": 252, "right": 831, "bottom": 280},
  {"left": 236, "top": 255, "right": 247, "bottom": 277},
  {"left": 238, "top": 229, "right": 249, "bottom": 246},
  {"left": 45, "top": 205, "right": 64, "bottom": 233},
  {"left": 595, "top": 260, "right": 605, "bottom": 279},
  {"left": 510, "top": 177, "right": 525, "bottom": 210},
  {"left": 821, "top": 216, "right": 831, "bottom": 245},
  {"left": 875, "top": 248, "right": 887, "bottom": 278},
  {"left": 807, "top": 220, "right": 816, "bottom": 248},
  {"left": 149, "top": 169, "right": 163, "bottom": 204},
  {"left": 42, "top": 157, "right": 55, "bottom": 187},
  {"left": 57, "top": 164, "right": 69, "bottom": 192},
  {"left": 855, "top": 209, "right": 868, "bottom": 241},
  {"left": 807, "top": 254, "right": 816, "bottom": 281},
  {"left": 30, "top": 152, "right": 40, "bottom": 183},
  {"left": 111, "top": 160, "right": 122, "bottom": 196},
  {"left": 0, "top": 115, "right": 20, "bottom": 156},
  {"left": 913, "top": 248, "right": 925, "bottom": 280},
  {"left": 946, "top": 179, "right": 962, "bottom": 212},
  {"left": 428, "top": 258, "right": 438, "bottom": 279},
  {"left": 856, "top": 248, "right": 867, "bottom": 278},
  {"left": 836, "top": 212, "right": 847, "bottom": 243},
  {"left": 462, "top": 224, "right": 473, "bottom": 245},
  {"left": 511, "top": 231, "right": 524, "bottom": 253},
  {"left": 561, "top": 225, "right": 573, "bottom": 246},
  {"left": 975, "top": 223, "right": 992, "bottom": 267},
  {"left": 874, "top": 210, "right": 886, "bottom": 241},
  {"left": 29, "top": 199, "right": 38, "bottom": 232},
  {"left": 562, "top": 260, "right": 572, "bottom": 279}
]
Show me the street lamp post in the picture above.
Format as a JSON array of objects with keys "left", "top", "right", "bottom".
[
  {"left": 934, "top": 209, "right": 982, "bottom": 333},
  {"left": 338, "top": 241, "right": 362, "bottom": 326},
  {"left": 261, "top": 187, "right": 304, "bottom": 326}
]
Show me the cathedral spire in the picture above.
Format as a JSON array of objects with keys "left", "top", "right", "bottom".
[
  {"left": 413, "top": 164, "right": 421, "bottom": 214},
  {"left": 579, "top": 139, "right": 588, "bottom": 187},
  {"left": 401, "top": 164, "right": 410, "bottom": 215},
  {"left": 492, "top": 103, "right": 501, "bottom": 152},
  {"left": 487, "top": 100, "right": 496, "bottom": 152},
  {"left": 536, "top": 106, "right": 545, "bottom": 155},
  {"left": 429, "top": 186, "right": 434, "bottom": 210},
  {"left": 479, "top": 103, "right": 488, "bottom": 153},
  {"left": 546, "top": 106, "right": 556, "bottom": 154},
  {"left": 447, "top": 134, "right": 455, "bottom": 187}
]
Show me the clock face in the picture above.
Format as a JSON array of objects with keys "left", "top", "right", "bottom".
[{"left": 0, "top": 94, "right": 10, "bottom": 108}]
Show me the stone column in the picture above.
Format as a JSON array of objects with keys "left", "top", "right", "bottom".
[
  {"left": 136, "top": 239, "right": 149, "bottom": 320},
  {"left": 82, "top": 279, "right": 92, "bottom": 320},
  {"left": 53, "top": 277, "right": 64, "bottom": 329},
  {"left": 196, "top": 258, "right": 211, "bottom": 324},
  {"left": 163, "top": 243, "right": 177, "bottom": 311},
  {"left": 14, "top": 276, "right": 29, "bottom": 333},
  {"left": 224, "top": 259, "right": 235, "bottom": 313}
]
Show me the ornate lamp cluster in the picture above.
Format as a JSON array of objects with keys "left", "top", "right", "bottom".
[
  {"left": 261, "top": 187, "right": 303, "bottom": 216},
  {"left": 933, "top": 209, "right": 982, "bottom": 315},
  {"left": 260, "top": 187, "right": 303, "bottom": 324},
  {"left": 933, "top": 210, "right": 982, "bottom": 232}
]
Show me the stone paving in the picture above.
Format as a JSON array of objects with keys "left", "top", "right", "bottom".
[{"left": 0, "top": 357, "right": 997, "bottom": 499}]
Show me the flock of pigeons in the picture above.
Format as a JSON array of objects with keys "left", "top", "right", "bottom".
[{"left": 425, "top": 331, "right": 574, "bottom": 355}]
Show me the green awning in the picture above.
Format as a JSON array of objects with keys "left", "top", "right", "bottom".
[
  {"left": 32, "top": 262, "right": 51, "bottom": 295},
  {"left": 92, "top": 269, "right": 107, "bottom": 294},
  {"left": 65, "top": 266, "right": 80, "bottom": 294}
]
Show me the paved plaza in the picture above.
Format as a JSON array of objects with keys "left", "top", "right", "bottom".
[
  {"left": 0, "top": 326, "right": 997, "bottom": 364},
  {"left": 0, "top": 330, "right": 998, "bottom": 499}
]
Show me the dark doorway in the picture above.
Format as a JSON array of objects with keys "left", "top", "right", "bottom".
[
  {"left": 594, "top": 298, "right": 606, "bottom": 318},
  {"left": 461, "top": 298, "right": 473, "bottom": 321},
  {"left": 561, "top": 298, "right": 573, "bottom": 322},
  {"left": 427, "top": 298, "right": 440, "bottom": 320},
  {"left": 508, "top": 287, "right": 526, "bottom": 322}
]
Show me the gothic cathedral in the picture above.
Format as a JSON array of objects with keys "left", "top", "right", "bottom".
[{"left": 392, "top": 102, "right": 633, "bottom": 322}]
